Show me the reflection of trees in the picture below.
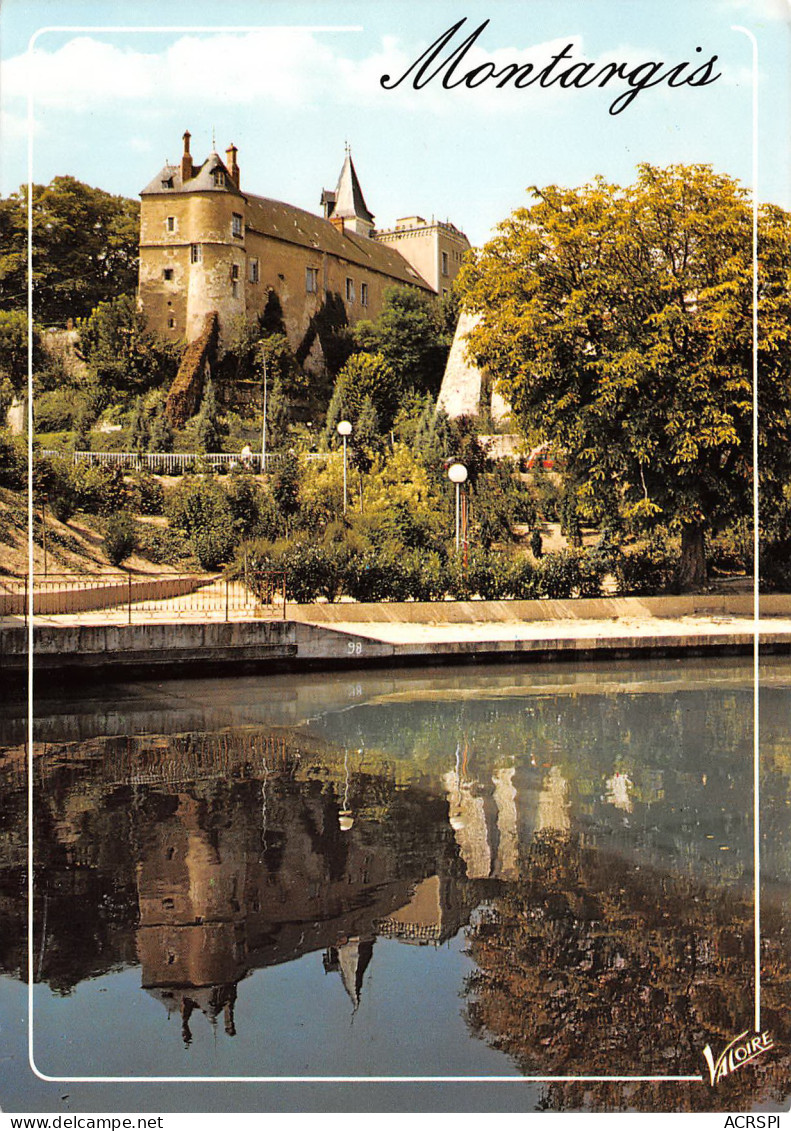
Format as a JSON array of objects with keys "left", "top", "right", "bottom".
[{"left": 463, "top": 831, "right": 790, "bottom": 1111}]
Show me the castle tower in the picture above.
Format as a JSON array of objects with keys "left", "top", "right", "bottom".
[
  {"left": 321, "top": 148, "right": 375, "bottom": 238},
  {"left": 139, "top": 132, "right": 247, "bottom": 346}
]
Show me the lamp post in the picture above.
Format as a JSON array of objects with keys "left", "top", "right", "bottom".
[
  {"left": 337, "top": 420, "right": 352, "bottom": 515},
  {"left": 447, "top": 462, "right": 468, "bottom": 551},
  {"left": 260, "top": 349, "right": 268, "bottom": 474}
]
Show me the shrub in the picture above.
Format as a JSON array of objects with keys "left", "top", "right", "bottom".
[
  {"left": 343, "top": 548, "right": 403, "bottom": 602},
  {"left": 129, "top": 472, "right": 165, "bottom": 516},
  {"left": 447, "top": 549, "right": 514, "bottom": 599},
  {"left": 166, "top": 477, "right": 236, "bottom": 569},
  {"left": 399, "top": 549, "right": 448, "bottom": 601},
  {"left": 244, "top": 537, "right": 345, "bottom": 602},
  {"left": 508, "top": 555, "right": 540, "bottom": 599},
  {"left": 34, "top": 388, "right": 91, "bottom": 432},
  {"left": 33, "top": 453, "right": 77, "bottom": 521},
  {"left": 0, "top": 430, "right": 26, "bottom": 489},
  {"left": 103, "top": 512, "right": 137, "bottom": 565},
  {"left": 760, "top": 541, "right": 791, "bottom": 592},
  {"left": 613, "top": 546, "right": 676, "bottom": 596},
  {"left": 535, "top": 551, "right": 581, "bottom": 598},
  {"left": 575, "top": 551, "right": 605, "bottom": 597},
  {"left": 71, "top": 463, "right": 129, "bottom": 515},
  {"left": 136, "top": 524, "right": 194, "bottom": 566},
  {"left": 708, "top": 525, "right": 750, "bottom": 574}
]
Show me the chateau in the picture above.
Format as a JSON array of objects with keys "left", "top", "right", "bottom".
[{"left": 138, "top": 132, "right": 470, "bottom": 393}]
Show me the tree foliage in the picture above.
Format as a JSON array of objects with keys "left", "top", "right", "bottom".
[
  {"left": 325, "top": 351, "right": 400, "bottom": 437},
  {"left": 0, "top": 176, "right": 139, "bottom": 325},
  {"left": 353, "top": 285, "right": 455, "bottom": 396},
  {"left": 77, "top": 294, "right": 180, "bottom": 402},
  {"left": 458, "top": 164, "right": 791, "bottom": 588}
]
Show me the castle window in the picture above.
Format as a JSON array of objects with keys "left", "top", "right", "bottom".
[
  {"left": 360, "top": 282, "right": 369, "bottom": 307},
  {"left": 168, "top": 317, "right": 176, "bottom": 328},
  {"left": 249, "top": 258, "right": 259, "bottom": 284},
  {"left": 232, "top": 213, "right": 243, "bottom": 238},
  {"left": 441, "top": 251, "right": 449, "bottom": 276},
  {"left": 190, "top": 244, "right": 202, "bottom": 264},
  {"left": 162, "top": 268, "right": 174, "bottom": 281},
  {"left": 166, "top": 216, "right": 175, "bottom": 232},
  {"left": 231, "top": 264, "right": 240, "bottom": 280},
  {"left": 306, "top": 267, "right": 319, "bottom": 294},
  {"left": 345, "top": 277, "right": 355, "bottom": 303}
]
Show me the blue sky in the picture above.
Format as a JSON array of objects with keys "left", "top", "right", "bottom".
[{"left": 1, "top": 0, "right": 789, "bottom": 245}]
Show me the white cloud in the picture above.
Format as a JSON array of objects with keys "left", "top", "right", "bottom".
[
  {"left": 1, "top": 25, "right": 750, "bottom": 124},
  {"left": 722, "top": 0, "right": 791, "bottom": 21}
]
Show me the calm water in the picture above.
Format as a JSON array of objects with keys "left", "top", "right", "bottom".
[{"left": 1, "top": 658, "right": 789, "bottom": 1112}]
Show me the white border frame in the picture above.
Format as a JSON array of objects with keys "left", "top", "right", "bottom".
[{"left": 24, "top": 18, "right": 763, "bottom": 1089}]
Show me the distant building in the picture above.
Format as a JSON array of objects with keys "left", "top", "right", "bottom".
[{"left": 376, "top": 215, "right": 470, "bottom": 297}]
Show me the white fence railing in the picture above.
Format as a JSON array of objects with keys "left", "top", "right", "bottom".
[{"left": 39, "top": 450, "right": 334, "bottom": 473}]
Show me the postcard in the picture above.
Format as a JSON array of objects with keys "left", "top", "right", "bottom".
[{"left": 0, "top": 0, "right": 789, "bottom": 1123}]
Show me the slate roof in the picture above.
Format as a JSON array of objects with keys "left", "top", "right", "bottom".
[
  {"left": 141, "top": 150, "right": 433, "bottom": 290},
  {"left": 332, "top": 152, "right": 374, "bottom": 223},
  {"left": 244, "top": 193, "right": 433, "bottom": 289},
  {"left": 141, "top": 152, "right": 243, "bottom": 197}
]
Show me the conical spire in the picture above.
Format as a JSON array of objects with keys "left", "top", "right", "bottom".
[{"left": 328, "top": 149, "right": 375, "bottom": 236}]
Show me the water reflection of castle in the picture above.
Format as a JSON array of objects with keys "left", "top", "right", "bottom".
[
  {"left": 18, "top": 721, "right": 749, "bottom": 1045},
  {"left": 133, "top": 754, "right": 583, "bottom": 1041}
]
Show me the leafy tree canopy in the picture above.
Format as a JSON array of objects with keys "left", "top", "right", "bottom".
[
  {"left": 0, "top": 176, "right": 139, "bottom": 325},
  {"left": 353, "top": 285, "right": 456, "bottom": 396},
  {"left": 77, "top": 294, "right": 180, "bottom": 403},
  {"left": 0, "top": 309, "right": 32, "bottom": 392},
  {"left": 325, "top": 351, "right": 400, "bottom": 439},
  {"left": 458, "top": 164, "right": 791, "bottom": 588}
]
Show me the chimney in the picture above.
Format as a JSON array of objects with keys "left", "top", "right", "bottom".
[
  {"left": 181, "top": 130, "right": 193, "bottom": 183},
  {"left": 226, "top": 144, "right": 240, "bottom": 188}
]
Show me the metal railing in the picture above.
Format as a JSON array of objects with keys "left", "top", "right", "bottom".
[
  {"left": 0, "top": 570, "right": 287, "bottom": 623},
  {"left": 39, "top": 450, "right": 334, "bottom": 473}
]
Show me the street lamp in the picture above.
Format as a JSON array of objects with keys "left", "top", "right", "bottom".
[
  {"left": 447, "top": 462, "right": 468, "bottom": 551},
  {"left": 337, "top": 420, "right": 352, "bottom": 515},
  {"left": 260, "top": 349, "right": 268, "bottom": 473}
]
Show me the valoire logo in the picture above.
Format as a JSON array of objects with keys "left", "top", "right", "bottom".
[{"left": 702, "top": 1030, "right": 774, "bottom": 1086}]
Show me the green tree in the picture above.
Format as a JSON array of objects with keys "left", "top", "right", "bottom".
[
  {"left": 0, "top": 177, "right": 139, "bottom": 324},
  {"left": 78, "top": 294, "right": 180, "bottom": 402},
  {"left": 147, "top": 405, "right": 174, "bottom": 453},
  {"left": 194, "top": 378, "right": 223, "bottom": 453},
  {"left": 166, "top": 477, "right": 235, "bottom": 568},
  {"left": 325, "top": 351, "right": 400, "bottom": 437},
  {"left": 458, "top": 164, "right": 791, "bottom": 589},
  {"left": 353, "top": 285, "right": 453, "bottom": 396},
  {"left": 0, "top": 310, "right": 32, "bottom": 393},
  {"left": 270, "top": 448, "right": 301, "bottom": 529}
]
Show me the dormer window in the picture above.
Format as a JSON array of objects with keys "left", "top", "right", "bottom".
[
  {"left": 161, "top": 177, "right": 173, "bottom": 190},
  {"left": 213, "top": 169, "right": 226, "bottom": 188}
]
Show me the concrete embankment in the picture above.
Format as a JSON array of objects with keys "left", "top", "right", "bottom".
[{"left": 2, "top": 594, "right": 791, "bottom": 683}]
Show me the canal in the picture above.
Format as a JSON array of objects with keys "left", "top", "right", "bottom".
[{"left": 1, "top": 657, "right": 789, "bottom": 1112}]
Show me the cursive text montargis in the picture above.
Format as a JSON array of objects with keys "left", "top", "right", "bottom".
[{"left": 380, "top": 18, "right": 722, "bottom": 115}]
